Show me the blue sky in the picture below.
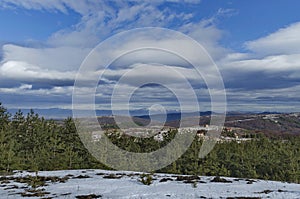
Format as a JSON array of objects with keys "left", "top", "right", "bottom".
[
  {"left": 1, "top": 0, "right": 300, "bottom": 114},
  {"left": 0, "top": 9, "right": 80, "bottom": 42}
]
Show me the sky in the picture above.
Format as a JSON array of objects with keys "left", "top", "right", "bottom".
[{"left": 1, "top": 0, "right": 300, "bottom": 114}]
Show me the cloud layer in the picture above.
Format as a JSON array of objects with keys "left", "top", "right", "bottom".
[{"left": 0, "top": 0, "right": 300, "bottom": 112}]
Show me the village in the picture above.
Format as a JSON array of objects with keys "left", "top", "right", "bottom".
[{"left": 90, "top": 123, "right": 252, "bottom": 143}]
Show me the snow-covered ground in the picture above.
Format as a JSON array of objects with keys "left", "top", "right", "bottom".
[{"left": 0, "top": 169, "right": 299, "bottom": 199}]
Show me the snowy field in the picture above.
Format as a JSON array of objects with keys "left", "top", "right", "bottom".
[{"left": 0, "top": 169, "right": 299, "bottom": 199}]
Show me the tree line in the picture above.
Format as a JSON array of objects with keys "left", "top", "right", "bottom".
[
  {"left": 0, "top": 102, "right": 299, "bottom": 183},
  {"left": 0, "top": 103, "right": 107, "bottom": 172}
]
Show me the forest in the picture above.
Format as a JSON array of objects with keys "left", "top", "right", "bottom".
[{"left": 0, "top": 102, "right": 299, "bottom": 183}]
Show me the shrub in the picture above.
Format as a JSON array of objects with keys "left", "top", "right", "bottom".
[{"left": 139, "top": 173, "right": 153, "bottom": 185}]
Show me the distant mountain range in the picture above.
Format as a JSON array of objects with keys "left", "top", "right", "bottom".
[
  {"left": 7, "top": 108, "right": 219, "bottom": 120},
  {"left": 8, "top": 108, "right": 300, "bottom": 135},
  {"left": 8, "top": 108, "right": 74, "bottom": 119},
  {"left": 137, "top": 111, "right": 214, "bottom": 122},
  {"left": 8, "top": 108, "right": 152, "bottom": 119},
  {"left": 7, "top": 108, "right": 154, "bottom": 119},
  {"left": 8, "top": 108, "right": 283, "bottom": 121}
]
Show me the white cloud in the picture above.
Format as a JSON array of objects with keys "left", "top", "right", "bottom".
[
  {"left": 0, "top": 61, "right": 75, "bottom": 81},
  {"left": 1, "top": 0, "right": 203, "bottom": 48},
  {"left": 180, "top": 20, "right": 230, "bottom": 61},
  {"left": 216, "top": 22, "right": 300, "bottom": 88},
  {"left": 0, "top": 0, "right": 69, "bottom": 13},
  {"left": 0, "top": 84, "right": 73, "bottom": 95},
  {"left": 0, "top": 0, "right": 110, "bottom": 15},
  {"left": 0, "top": 0, "right": 201, "bottom": 15},
  {"left": 47, "top": 4, "right": 201, "bottom": 48},
  {"left": 216, "top": 8, "right": 238, "bottom": 18},
  {"left": 226, "top": 85, "right": 300, "bottom": 104},
  {"left": 19, "top": 84, "right": 32, "bottom": 90},
  {"left": 222, "top": 54, "right": 300, "bottom": 73},
  {"left": 246, "top": 22, "right": 300, "bottom": 56},
  {"left": 2, "top": 44, "right": 90, "bottom": 71}
]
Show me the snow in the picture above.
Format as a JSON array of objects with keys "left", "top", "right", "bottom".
[{"left": 0, "top": 169, "right": 299, "bottom": 198}]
